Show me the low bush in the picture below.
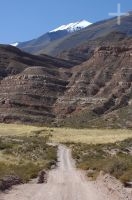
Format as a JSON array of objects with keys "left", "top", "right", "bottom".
[
  {"left": 0, "top": 135, "right": 57, "bottom": 190},
  {"left": 71, "top": 138, "right": 132, "bottom": 184}
]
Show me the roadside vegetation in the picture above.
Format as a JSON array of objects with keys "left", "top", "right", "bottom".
[
  {"left": 0, "top": 134, "right": 57, "bottom": 189},
  {"left": 0, "top": 123, "right": 131, "bottom": 189},
  {"left": 70, "top": 138, "right": 132, "bottom": 185}
]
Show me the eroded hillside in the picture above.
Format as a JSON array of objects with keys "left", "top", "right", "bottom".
[{"left": 0, "top": 33, "right": 132, "bottom": 128}]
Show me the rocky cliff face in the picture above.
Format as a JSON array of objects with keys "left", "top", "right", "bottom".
[
  {"left": 0, "top": 45, "right": 72, "bottom": 124},
  {"left": 54, "top": 36, "right": 132, "bottom": 128},
  {"left": 0, "top": 34, "right": 131, "bottom": 128}
]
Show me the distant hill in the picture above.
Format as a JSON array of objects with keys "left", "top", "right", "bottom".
[
  {"left": 17, "top": 20, "right": 92, "bottom": 54},
  {"left": 17, "top": 14, "right": 132, "bottom": 57},
  {"left": 0, "top": 45, "right": 74, "bottom": 124}
]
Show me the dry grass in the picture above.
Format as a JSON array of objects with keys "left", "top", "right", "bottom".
[
  {"left": 0, "top": 123, "right": 44, "bottom": 136},
  {"left": 0, "top": 123, "right": 131, "bottom": 187},
  {"left": 49, "top": 128, "right": 132, "bottom": 144},
  {"left": 0, "top": 124, "right": 132, "bottom": 144},
  {"left": 71, "top": 138, "right": 132, "bottom": 184},
  {"left": 0, "top": 124, "right": 58, "bottom": 185},
  {"left": 0, "top": 135, "right": 57, "bottom": 184}
]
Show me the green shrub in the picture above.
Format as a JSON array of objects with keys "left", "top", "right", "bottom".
[
  {"left": 0, "top": 135, "right": 57, "bottom": 185},
  {"left": 71, "top": 138, "right": 132, "bottom": 183}
]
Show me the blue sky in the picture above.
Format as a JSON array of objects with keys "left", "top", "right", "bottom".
[{"left": 0, "top": 0, "right": 132, "bottom": 44}]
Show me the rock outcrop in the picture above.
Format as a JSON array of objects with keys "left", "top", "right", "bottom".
[
  {"left": 0, "top": 33, "right": 131, "bottom": 128},
  {"left": 0, "top": 175, "right": 22, "bottom": 191}
]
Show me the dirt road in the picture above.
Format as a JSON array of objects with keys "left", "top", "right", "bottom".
[{"left": 0, "top": 145, "right": 131, "bottom": 200}]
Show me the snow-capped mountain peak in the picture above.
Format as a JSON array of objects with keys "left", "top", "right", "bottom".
[
  {"left": 50, "top": 20, "right": 92, "bottom": 33},
  {"left": 10, "top": 20, "right": 92, "bottom": 47},
  {"left": 10, "top": 42, "right": 19, "bottom": 47}
]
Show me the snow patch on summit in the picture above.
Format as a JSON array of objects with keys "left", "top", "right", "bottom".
[
  {"left": 50, "top": 20, "right": 92, "bottom": 33},
  {"left": 10, "top": 42, "right": 19, "bottom": 47}
]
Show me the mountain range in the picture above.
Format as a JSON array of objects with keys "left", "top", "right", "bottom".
[
  {"left": 0, "top": 14, "right": 132, "bottom": 128},
  {"left": 13, "top": 20, "right": 92, "bottom": 54},
  {"left": 16, "top": 13, "right": 132, "bottom": 57}
]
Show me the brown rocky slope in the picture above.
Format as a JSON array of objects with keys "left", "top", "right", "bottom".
[
  {"left": 54, "top": 34, "right": 132, "bottom": 128},
  {"left": 0, "top": 33, "right": 132, "bottom": 128},
  {"left": 0, "top": 45, "right": 73, "bottom": 124}
]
